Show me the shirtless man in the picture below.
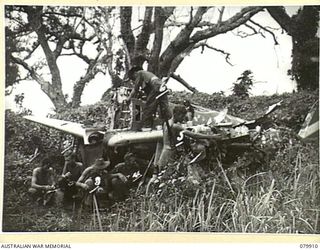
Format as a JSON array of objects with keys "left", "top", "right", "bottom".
[
  {"left": 28, "top": 158, "right": 55, "bottom": 203},
  {"left": 58, "top": 153, "right": 83, "bottom": 203}
]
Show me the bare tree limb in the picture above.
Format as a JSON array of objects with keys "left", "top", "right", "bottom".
[
  {"left": 249, "top": 19, "right": 279, "bottom": 45},
  {"left": 189, "top": 7, "right": 210, "bottom": 28},
  {"left": 194, "top": 42, "right": 234, "bottom": 66},
  {"left": 131, "top": 24, "right": 143, "bottom": 32},
  {"left": 187, "top": 7, "right": 194, "bottom": 26},
  {"left": 191, "top": 7, "right": 264, "bottom": 42},
  {"left": 159, "top": 6, "right": 263, "bottom": 77},
  {"left": 163, "top": 7, "right": 175, "bottom": 19},
  {"left": 24, "top": 7, "right": 67, "bottom": 110},
  {"left": 42, "top": 11, "right": 82, "bottom": 18},
  {"left": 72, "top": 45, "right": 91, "bottom": 64},
  {"left": 165, "top": 20, "right": 216, "bottom": 28},
  {"left": 171, "top": 73, "right": 198, "bottom": 93},
  {"left": 11, "top": 55, "right": 53, "bottom": 96},
  {"left": 244, "top": 23, "right": 259, "bottom": 34},
  {"left": 233, "top": 19, "right": 279, "bottom": 45},
  {"left": 218, "top": 6, "right": 225, "bottom": 24}
]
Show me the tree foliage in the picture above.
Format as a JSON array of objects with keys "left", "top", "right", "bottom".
[
  {"left": 231, "top": 70, "right": 254, "bottom": 98},
  {"left": 7, "top": 5, "right": 317, "bottom": 112},
  {"left": 6, "top": 6, "right": 266, "bottom": 110},
  {"left": 5, "top": 27, "right": 20, "bottom": 91},
  {"left": 267, "top": 6, "right": 319, "bottom": 91},
  {"left": 5, "top": 6, "right": 121, "bottom": 110}
]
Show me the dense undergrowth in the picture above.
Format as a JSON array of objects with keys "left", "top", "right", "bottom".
[{"left": 2, "top": 90, "right": 319, "bottom": 233}]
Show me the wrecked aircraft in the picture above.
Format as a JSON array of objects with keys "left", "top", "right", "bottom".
[{"left": 24, "top": 86, "right": 284, "bottom": 184}]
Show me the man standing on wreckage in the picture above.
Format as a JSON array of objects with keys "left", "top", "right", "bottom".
[{"left": 125, "top": 66, "right": 174, "bottom": 178}]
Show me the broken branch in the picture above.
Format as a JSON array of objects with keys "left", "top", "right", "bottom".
[{"left": 171, "top": 73, "right": 198, "bottom": 93}]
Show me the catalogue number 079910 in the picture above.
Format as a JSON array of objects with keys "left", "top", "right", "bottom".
[{"left": 300, "top": 244, "right": 319, "bottom": 248}]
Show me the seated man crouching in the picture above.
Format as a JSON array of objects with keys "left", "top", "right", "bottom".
[
  {"left": 57, "top": 153, "right": 84, "bottom": 205},
  {"left": 76, "top": 158, "right": 129, "bottom": 204},
  {"left": 28, "top": 158, "right": 56, "bottom": 205}
]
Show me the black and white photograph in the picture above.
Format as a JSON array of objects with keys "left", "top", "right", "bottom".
[{"left": 2, "top": 5, "right": 319, "bottom": 234}]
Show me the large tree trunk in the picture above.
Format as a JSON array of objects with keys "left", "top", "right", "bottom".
[
  {"left": 267, "top": 6, "right": 319, "bottom": 91},
  {"left": 147, "top": 7, "right": 167, "bottom": 75},
  {"left": 71, "top": 60, "right": 101, "bottom": 108},
  {"left": 26, "top": 6, "right": 67, "bottom": 111}
]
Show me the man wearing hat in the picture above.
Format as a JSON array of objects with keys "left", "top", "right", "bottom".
[
  {"left": 126, "top": 66, "right": 172, "bottom": 130},
  {"left": 76, "top": 158, "right": 128, "bottom": 201}
]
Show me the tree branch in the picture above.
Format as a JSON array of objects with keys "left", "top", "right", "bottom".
[
  {"left": 169, "top": 44, "right": 194, "bottom": 74},
  {"left": 266, "top": 6, "right": 295, "bottom": 36},
  {"left": 71, "top": 49, "right": 107, "bottom": 108},
  {"left": 23, "top": 41, "right": 41, "bottom": 60},
  {"left": 159, "top": 7, "right": 262, "bottom": 77},
  {"left": 42, "top": 11, "right": 82, "bottom": 18},
  {"left": 249, "top": 19, "right": 279, "bottom": 45},
  {"left": 23, "top": 6, "right": 67, "bottom": 109},
  {"left": 187, "top": 7, "right": 194, "bottom": 26},
  {"left": 194, "top": 42, "right": 234, "bottom": 66},
  {"left": 171, "top": 73, "right": 198, "bottom": 93},
  {"left": 133, "top": 7, "right": 153, "bottom": 66},
  {"left": 148, "top": 7, "right": 174, "bottom": 74},
  {"left": 159, "top": 7, "right": 210, "bottom": 76},
  {"left": 218, "top": 6, "right": 225, "bottom": 24},
  {"left": 189, "top": 7, "right": 210, "bottom": 28},
  {"left": 165, "top": 20, "right": 216, "bottom": 28},
  {"left": 120, "top": 7, "right": 135, "bottom": 56},
  {"left": 191, "top": 6, "right": 264, "bottom": 42},
  {"left": 11, "top": 55, "right": 52, "bottom": 95}
]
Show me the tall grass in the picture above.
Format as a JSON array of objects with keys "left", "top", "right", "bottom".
[{"left": 87, "top": 141, "right": 319, "bottom": 233}]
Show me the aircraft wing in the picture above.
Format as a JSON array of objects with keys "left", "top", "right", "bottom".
[
  {"left": 24, "top": 116, "right": 104, "bottom": 144},
  {"left": 107, "top": 130, "right": 163, "bottom": 147}
]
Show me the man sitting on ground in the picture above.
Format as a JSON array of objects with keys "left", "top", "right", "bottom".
[
  {"left": 76, "top": 158, "right": 128, "bottom": 202},
  {"left": 28, "top": 158, "right": 56, "bottom": 205},
  {"left": 111, "top": 152, "right": 151, "bottom": 188},
  {"left": 58, "top": 153, "right": 84, "bottom": 204}
]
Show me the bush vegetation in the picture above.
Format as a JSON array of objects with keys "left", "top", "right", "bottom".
[{"left": 2, "top": 90, "right": 319, "bottom": 233}]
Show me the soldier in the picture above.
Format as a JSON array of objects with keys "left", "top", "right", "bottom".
[
  {"left": 76, "top": 158, "right": 128, "bottom": 202},
  {"left": 127, "top": 67, "right": 176, "bottom": 180},
  {"left": 126, "top": 66, "right": 173, "bottom": 130},
  {"left": 61, "top": 153, "right": 83, "bottom": 182},
  {"left": 183, "top": 100, "right": 195, "bottom": 122},
  {"left": 58, "top": 153, "right": 84, "bottom": 204},
  {"left": 28, "top": 158, "right": 56, "bottom": 204},
  {"left": 111, "top": 152, "right": 151, "bottom": 187}
]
